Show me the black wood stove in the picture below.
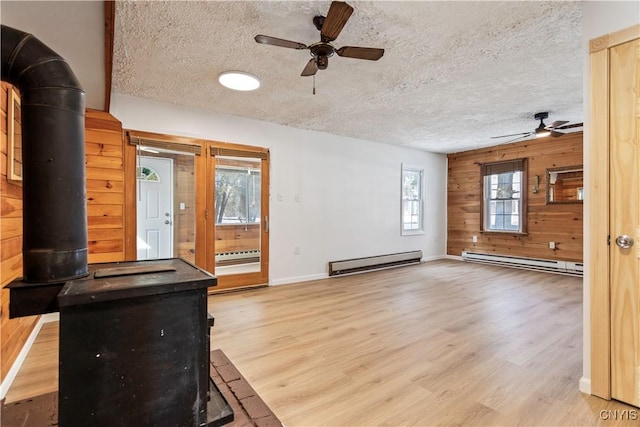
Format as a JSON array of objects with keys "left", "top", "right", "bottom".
[
  {"left": 9, "top": 258, "right": 234, "bottom": 427},
  {"left": 57, "top": 258, "right": 232, "bottom": 426},
  {"left": 1, "top": 25, "right": 234, "bottom": 426}
]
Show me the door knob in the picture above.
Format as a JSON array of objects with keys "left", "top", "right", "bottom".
[
  {"left": 615, "top": 235, "right": 634, "bottom": 249},
  {"left": 164, "top": 220, "right": 172, "bottom": 225}
]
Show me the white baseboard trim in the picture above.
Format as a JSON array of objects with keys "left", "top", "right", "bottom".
[
  {"left": 271, "top": 256, "right": 449, "bottom": 286},
  {"left": 42, "top": 312, "right": 59, "bottom": 323},
  {"left": 444, "top": 254, "right": 463, "bottom": 261},
  {"left": 0, "top": 315, "right": 46, "bottom": 400},
  {"left": 270, "top": 273, "right": 328, "bottom": 286},
  {"left": 579, "top": 376, "right": 591, "bottom": 395},
  {"left": 422, "top": 255, "right": 447, "bottom": 262}
]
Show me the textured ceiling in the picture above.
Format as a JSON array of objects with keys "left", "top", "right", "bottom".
[{"left": 113, "top": 1, "right": 583, "bottom": 153}]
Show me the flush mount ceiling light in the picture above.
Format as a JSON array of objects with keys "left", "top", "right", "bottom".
[{"left": 218, "top": 71, "right": 260, "bottom": 91}]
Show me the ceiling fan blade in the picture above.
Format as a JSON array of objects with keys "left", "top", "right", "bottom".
[
  {"left": 321, "top": 1, "right": 353, "bottom": 42},
  {"left": 550, "top": 131, "right": 564, "bottom": 138},
  {"left": 502, "top": 135, "right": 529, "bottom": 144},
  {"left": 547, "top": 120, "right": 569, "bottom": 129},
  {"left": 301, "top": 58, "right": 318, "bottom": 76},
  {"left": 254, "top": 35, "right": 307, "bottom": 50},
  {"left": 553, "top": 122, "right": 584, "bottom": 130},
  {"left": 491, "top": 132, "right": 533, "bottom": 139},
  {"left": 337, "top": 46, "right": 384, "bottom": 61}
]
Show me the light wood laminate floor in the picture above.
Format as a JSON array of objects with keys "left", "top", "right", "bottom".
[{"left": 6, "top": 260, "right": 638, "bottom": 426}]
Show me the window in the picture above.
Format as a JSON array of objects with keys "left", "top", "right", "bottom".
[
  {"left": 136, "top": 166, "right": 160, "bottom": 182},
  {"left": 481, "top": 159, "right": 527, "bottom": 233},
  {"left": 215, "top": 162, "right": 261, "bottom": 225},
  {"left": 401, "top": 164, "right": 424, "bottom": 235}
]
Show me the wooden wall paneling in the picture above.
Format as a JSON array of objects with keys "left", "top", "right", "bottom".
[
  {"left": 447, "top": 132, "right": 583, "bottom": 262},
  {"left": 1, "top": 100, "right": 125, "bottom": 384},
  {"left": 171, "top": 154, "right": 196, "bottom": 263},
  {"left": 215, "top": 224, "right": 260, "bottom": 253},
  {"left": 85, "top": 109, "right": 125, "bottom": 264},
  {"left": 0, "top": 82, "right": 38, "bottom": 383},
  {"left": 589, "top": 35, "right": 612, "bottom": 401}
]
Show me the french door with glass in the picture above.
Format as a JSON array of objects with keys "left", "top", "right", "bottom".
[{"left": 207, "top": 144, "right": 269, "bottom": 290}]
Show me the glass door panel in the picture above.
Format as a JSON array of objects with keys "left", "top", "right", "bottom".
[
  {"left": 214, "top": 156, "right": 262, "bottom": 275},
  {"left": 209, "top": 147, "right": 269, "bottom": 290},
  {"left": 136, "top": 148, "right": 196, "bottom": 263}
]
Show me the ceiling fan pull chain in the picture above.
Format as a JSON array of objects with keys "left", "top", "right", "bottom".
[{"left": 313, "top": 75, "right": 316, "bottom": 95}]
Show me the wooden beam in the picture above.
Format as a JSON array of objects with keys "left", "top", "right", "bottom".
[{"left": 104, "top": 1, "right": 115, "bottom": 112}]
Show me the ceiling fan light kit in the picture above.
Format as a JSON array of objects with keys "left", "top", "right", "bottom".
[
  {"left": 254, "top": 1, "right": 384, "bottom": 78},
  {"left": 491, "top": 111, "right": 582, "bottom": 144},
  {"left": 218, "top": 71, "right": 261, "bottom": 91},
  {"left": 534, "top": 113, "right": 551, "bottom": 138}
]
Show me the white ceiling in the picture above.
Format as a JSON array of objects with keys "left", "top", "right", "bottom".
[{"left": 113, "top": 1, "right": 583, "bottom": 154}]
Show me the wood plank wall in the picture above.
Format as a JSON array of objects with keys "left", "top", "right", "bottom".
[
  {"left": 0, "top": 97, "right": 126, "bottom": 383},
  {"left": 447, "top": 132, "right": 583, "bottom": 262},
  {"left": 174, "top": 155, "right": 196, "bottom": 263},
  {"left": 215, "top": 224, "right": 260, "bottom": 254},
  {"left": 86, "top": 109, "right": 126, "bottom": 264},
  {"left": 0, "top": 82, "right": 38, "bottom": 383}
]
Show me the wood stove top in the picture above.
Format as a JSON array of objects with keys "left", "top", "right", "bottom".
[{"left": 58, "top": 258, "right": 216, "bottom": 307}]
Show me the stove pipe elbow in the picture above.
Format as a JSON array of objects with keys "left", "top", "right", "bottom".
[{"left": 1, "top": 25, "right": 88, "bottom": 283}]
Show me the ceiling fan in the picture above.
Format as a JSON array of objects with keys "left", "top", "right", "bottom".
[
  {"left": 254, "top": 1, "right": 384, "bottom": 77},
  {"left": 491, "top": 112, "right": 583, "bottom": 143}
]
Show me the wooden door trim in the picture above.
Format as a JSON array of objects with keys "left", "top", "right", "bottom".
[
  {"left": 123, "top": 132, "right": 137, "bottom": 260},
  {"left": 260, "top": 156, "right": 270, "bottom": 281},
  {"left": 590, "top": 24, "right": 640, "bottom": 53},
  {"left": 589, "top": 44, "right": 611, "bottom": 400}
]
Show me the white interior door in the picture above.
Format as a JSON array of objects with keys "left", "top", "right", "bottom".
[{"left": 137, "top": 156, "right": 174, "bottom": 260}]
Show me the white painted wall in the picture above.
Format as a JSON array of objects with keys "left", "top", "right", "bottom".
[
  {"left": 581, "top": 1, "right": 640, "bottom": 395},
  {"left": 111, "top": 94, "right": 447, "bottom": 285},
  {"left": 0, "top": 1, "right": 105, "bottom": 110}
]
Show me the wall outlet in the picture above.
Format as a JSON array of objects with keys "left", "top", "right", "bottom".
[
  {"left": 472, "top": 235, "right": 478, "bottom": 243},
  {"left": 549, "top": 241, "right": 556, "bottom": 249},
  {"left": 179, "top": 202, "right": 186, "bottom": 210},
  {"left": 294, "top": 246, "right": 300, "bottom": 255}
]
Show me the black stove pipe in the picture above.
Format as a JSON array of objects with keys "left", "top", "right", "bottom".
[{"left": 1, "top": 25, "right": 88, "bottom": 283}]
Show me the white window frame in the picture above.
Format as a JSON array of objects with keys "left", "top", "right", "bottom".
[{"left": 401, "top": 163, "right": 424, "bottom": 235}]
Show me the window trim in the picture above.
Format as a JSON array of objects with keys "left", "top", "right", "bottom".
[
  {"left": 480, "top": 158, "right": 528, "bottom": 234},
  {"left": 401, "top": 163, "right": 425, "bottom": 236}
]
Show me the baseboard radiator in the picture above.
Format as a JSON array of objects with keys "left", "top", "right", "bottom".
[
  {"left": 215, "top": 250, "right": 260, "bottom": 263},
  {"left": 461, "top": 251, "right": 583, "bottom": 276},
  {"left": 329, "top": 250, "right": 423, "bottom": 276}
]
